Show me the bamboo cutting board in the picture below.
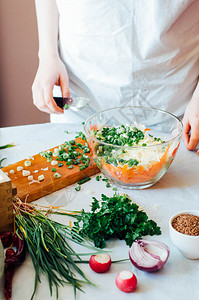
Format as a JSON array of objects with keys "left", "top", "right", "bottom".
[{"left": 1, "top": 138, "right": 99, "bottom": 203}]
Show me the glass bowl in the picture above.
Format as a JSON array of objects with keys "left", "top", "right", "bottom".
[{"left": 84, "top": 106, "right": 183, "bottom": 189}]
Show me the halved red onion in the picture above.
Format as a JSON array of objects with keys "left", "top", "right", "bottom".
[{"left": 129, "top": 239, "right": 169, "bottom": 272}]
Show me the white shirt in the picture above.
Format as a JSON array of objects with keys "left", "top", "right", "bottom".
[{"left": 51, "top": 0, "right": 199, "bottom": 123}]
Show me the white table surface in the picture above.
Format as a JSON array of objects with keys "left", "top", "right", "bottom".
[{"left": 0, "top": 122, "right": 199, "bottom": 300}]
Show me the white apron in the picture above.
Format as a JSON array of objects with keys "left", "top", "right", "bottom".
[{"left": 51, "top": 0, "right": 199, "bottom": 123}]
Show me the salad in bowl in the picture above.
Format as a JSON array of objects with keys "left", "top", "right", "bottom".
[{"left": 84, "top": 106, "right": 183, "bottom": 189}]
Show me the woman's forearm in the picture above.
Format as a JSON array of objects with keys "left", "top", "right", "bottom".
[
  {"left": 35, "top": 0, "right": 59, "bottom": 60},
  {"left": 32, "top": 0, "right": 70, "bottom": 114}
]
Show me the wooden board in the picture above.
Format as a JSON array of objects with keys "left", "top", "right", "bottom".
[
  {"left": 1, "top": 138, "right": 99, "bottom": 203},
  {"left": 0, "top": 169, "right": 17, "bottom": 232}
]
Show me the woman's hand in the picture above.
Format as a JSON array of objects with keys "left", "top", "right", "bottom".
[
  {"left": 33, "top": 0, "right": 69, "bottom": 114},
  {"left": 182, "top": 83, "right": 199, "bottom": 155},
  {"left": 32, "top": 56, "right": 70, "bottom": 114}
]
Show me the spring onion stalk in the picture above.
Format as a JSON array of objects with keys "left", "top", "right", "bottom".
[
  {"left": 13, "top": 198, "right": 104, "bottom": 300},
  {"left": 0, "top": 144, "right": 15, "bottom": 150}
]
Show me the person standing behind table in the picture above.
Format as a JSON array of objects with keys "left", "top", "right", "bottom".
[{"left": 32, "top": 0, "right": 199, "bottom": 154}]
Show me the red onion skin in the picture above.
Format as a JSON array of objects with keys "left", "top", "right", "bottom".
[
  {"left": 129, "top": 255, "right": 164, "bottom": 272},
  {"left": 129, "top": 240, "right": 170, "bottom": 272}
]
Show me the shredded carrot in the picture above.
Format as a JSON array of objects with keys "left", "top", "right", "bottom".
[
  {"left": 102, "top": 144, "right": 171, "bottom": 184},
  {"left": 69, "top": 220, "right": 72, "bottom": 228},
  {"left": 90, "top": 124, "right": 98, "bottom": 131},
  {"left": 144, "top": 128, "right": 151, "bottom": 131},
  {"left": 172, "top": 142, "right": 180, "bottom": 157}
]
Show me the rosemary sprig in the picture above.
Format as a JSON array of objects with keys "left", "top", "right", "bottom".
[{"left": 13, "top": 199, "right": 102, "bottom": 300}]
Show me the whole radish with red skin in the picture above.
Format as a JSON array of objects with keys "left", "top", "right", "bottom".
[
  {"left": 115, "top": 270, "right": 137, "bottom": 293},
  {"left": 89, "top": 253, "right": 111, "bottom": 273}
]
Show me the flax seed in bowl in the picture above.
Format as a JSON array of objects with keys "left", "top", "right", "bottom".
[{"left": 169, "top": 211, "right": 199, "bottom": 259}]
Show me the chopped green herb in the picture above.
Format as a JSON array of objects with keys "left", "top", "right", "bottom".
[
  {"left": 82, "top": 122, "right": 85, "bottom": 125},
  {"left": 76, "top": 143, "right": 83, "bottom": 149},
  {"left": 75, "top": 185, "right": 81, "bottom": 191},
  {"left": 75, "top": 131, "right": 87, "bottom": 140},
  {"left": 54, "top": 172, "right": 61, "bottom": 178},
  {"left": 63, "top": 104, "right": 68, "bottom": 109},
  {"left": 40, "top": 150, "right": 52, "bottom": 161},
  {"left": 79, "top": 165, "right": 86, "bottom": 171},
  {"left": 40, "top": 133, "right": 90, "bottom": 172},
  {"left": 78, "top": 177, "right": 91, "bottom": 185},
  {"left": 127, "top": 159, "right": 139, "bottom": 167},
  {"left": 52, "top": 168, "right": 56, "bottom": 172},
  {"left": 106, "top": 183, "right": 111, "bottom": 188},
  {"left": 68, "top": 165, "right": 73, "bottom": 169},
  {"left": 83, "top": 147, "right": 90, "bottom": 153},
  {"left": 102, "top": 178, "right": 109, "bottom": 182},
  {"left": 64, "top": 130, "right": 69, "bottom": 134},
  {"left": 96, "top": 175, "right": 101, "bottom": 181}
]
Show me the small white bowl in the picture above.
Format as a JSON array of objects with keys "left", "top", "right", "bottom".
[{"left": 169, "top": 211, "right": 199, "bottom": 259}]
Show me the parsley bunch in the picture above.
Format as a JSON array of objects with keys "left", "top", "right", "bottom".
[{"left": 73, "top": 193, "right": 161, "bottom": 248}]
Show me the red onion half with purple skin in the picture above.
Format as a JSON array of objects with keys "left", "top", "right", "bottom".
[{"left": 129, "top": 239, "right": 170, "bottom": 272}]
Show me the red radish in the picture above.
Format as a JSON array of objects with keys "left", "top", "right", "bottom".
[
  {"left": 89, "top": 253, "right": 111, "bottom": 273},
  {"left": 115, "top": 270, "right": 137, "bottom": 293}
]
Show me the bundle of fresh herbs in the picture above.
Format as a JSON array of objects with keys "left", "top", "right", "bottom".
[
  {"left": 73, "top": 193, "right": 161, "bottom": 248},
  {"left": 13, "top": 198, "right": 102, "bottom": 300}
]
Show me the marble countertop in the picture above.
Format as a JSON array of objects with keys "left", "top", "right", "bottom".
[{"left": 0, "top": 122, "right": 199, "bottom": 300}]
